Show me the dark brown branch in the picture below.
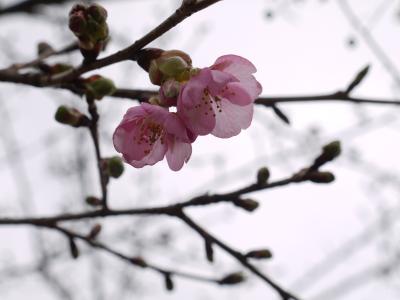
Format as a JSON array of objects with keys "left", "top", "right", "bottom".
[
  {"left": 86, "top": 95, "right": 109, "bottom": 210},
  {"left": 46, "top": 224, "right": 221, "bottom": 286},
  {"left": 46, "top": 0, "right": 222, "bottom": 85},
  {"left": 0, "top": 156, "right": 332, "bottom": 225},
  {"left": 4, "top": 42, "right": 78, "bottom": 72},
  {"left": 0, "top": 0, "right": 73, "bottom": 16},
  {"left": 177, "top": 212, "right": 301, "bottom": 300}
]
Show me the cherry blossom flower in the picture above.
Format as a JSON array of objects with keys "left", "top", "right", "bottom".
[
  {"left": 113, "top": 103, "right": 195, "bottom": 171},
  {"left": 178, "top": 55, "right": 262, "bottom": 138}
]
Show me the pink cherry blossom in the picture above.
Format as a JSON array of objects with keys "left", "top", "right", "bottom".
[
  {"left": 177, "top": 55, "right": 262, "bottom": 138},
  {"left": 113, "top": 103, "right": 195, "bottom": 171}
]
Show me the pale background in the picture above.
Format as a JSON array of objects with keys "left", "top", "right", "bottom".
[{"left": 0, "top": 0, "right": 400, "bottom": 299}]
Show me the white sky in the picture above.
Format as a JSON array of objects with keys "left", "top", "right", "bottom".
[{"left": 1, "top": 0, "right": 400, "bottom": 299}]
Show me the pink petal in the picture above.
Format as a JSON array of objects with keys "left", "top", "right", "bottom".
[
  {"left": 127, "top": 138, "right": 167, "bottom": 168},
  {"left": 166, "top": 138, "right": 192, "bottom": 171},
  {"left": 179, "top": 69, "right": 213, "bottom": 110},
  {"left": 117, "top": 105, "right": 146, "bottom": 127},
  {"left": 208, "top": 69, "right": 236, "bottom": 95},
  {"left": 141, "top": 102, "right": 169, "bottom": 123},
  {"left": 211, "top": 99, "right": 253, "bottom": 138},
  {"left": 164, "top": 113, "right": 194, "bottom": 143},
  {"left": 212, "top": 55, "right": 257, "bottom": 80},
  {"left": 238, "top": 75, "right": 262, "bottom": 99},
  {"left": 178, "top": 94, "right": 216, "bottom": 136},
  {"left": 220, "top": 82, "right": 253, "bottom": 106},
  {"left": 178, "top": 70, "right": 217, "bottom": 136}
]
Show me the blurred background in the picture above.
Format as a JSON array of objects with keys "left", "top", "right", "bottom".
[{"left": 0, "top": 0, "right": 400, "bottom": 299}]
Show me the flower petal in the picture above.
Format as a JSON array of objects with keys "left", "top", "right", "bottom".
[
  {"left": 211, "top": 99, "right": 253, "bottom": 138},
  {"left": 212, "top": 55, "right": 257, "bottom": 80},
  {"left": 221, "top": 82, "right": 252, "bottom": 106},
  {"left": 127, "top": 138, "right": 167, "bottom": 168},
  {"left": 166, "top": 138, "right": 192, "bottom": 171}
]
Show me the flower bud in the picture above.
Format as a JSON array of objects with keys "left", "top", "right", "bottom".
[
  {"left": 245, "top": 249, "right": 273, "bottom": 260},
  {"left": 37, "top": 42, "right": 53, "bottom": 56},
  {"left": 87, "top": 4, "right": 108, "bottom": 23},
  {"left": 69, "top": 4, "right": 86, "bottom": 16},
  {"left": 49, "top": 63, "right": 73, "bottom": 75},
  {"left": 257, "top": 167, "right": 270, "bottom": 185},
  {"left": 136, "top": 48, "right": 164, "bottom": 71},
  {"left": 55, "top": 106, "right": 89, "bottom": 127},
  {"left": 87, "top": 223, "right": 102, "bottom": 239},
  {"left": 68, "top": 237, "right": 79, "bottom": 259},
  {"left": 148, "top": 95, "right": 162, "bottom": 106},
  {"left": 219, "top": 272, "right": 245, "bottom": 285},
  {"left": 161, "top": 79, "right": 180, "bottom": 99},
  {"left": 313, "top": 141, "right": 341, "bottom": 168},
  {"left": 234, "top": 198, "right": 259, "bottom": 212},
  {"left": 86, "top": 19, "right": 108, "bottom": 41},
  {"left": 105, "top": 156, "right": 124, "bottom": 178},
  {"left": 164, "top": 273, "right": 174, "bottom": 291},
  {"left": 84, "top": 75, "right": 116, "bottom": 100},
  {"left": 148, "top": 60, "right": 163, "bottom": 85},
  {"left": 130, "top": 256, "right": 148, "bottom": 268},
  {"left": 161, "top": 50, "right": 192, "bottom": 66},
  {"left": 205, "top": 240, "right": 214, "bottom": 263},
  {"left": 85, "top": 196, "right": 103, "bottom": 207},
  {"left": 158, "top": 56, "right": 189, "bottom": 78},
  {"left": 69, "top": 11, "right": 87, "bottom": 35},
  {"left": 308, "top": 171, "right": 335, "bottom": 183},
  {"left": 322, "top": 141, "right": 341, "bottom": 161}
]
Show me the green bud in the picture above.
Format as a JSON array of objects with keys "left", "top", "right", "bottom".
[
  {"left": 308, "top": 171, "right": 335, "bottom": 183},
  {"left": 148, "top": 60, "right": 163, "bottom": 85},
  {"left": 219, "top": 272, "right": 245, "bottom": 285},
  {"left": 322, "top": 141, "right": 341, "bottom": 161},
  {"left": 161, "top": 79, "right": 180, "bottom": 98},
  {"left": 69, "top": 12, "right": 87, "bottom": 35},
  {"left": 312, "top": 140, "right": 342, "bottom": 168},
  {"left": 158, "top": 56, "right": 189, "bottom": 78},
  {"left": 148, "top": 96, "right": 162, "bottom": 106},
  {"left": 86, "top": 19, "right": 109, "bottom": 41},
  {"left": 245, "top": 249, "right": 273, "bottom": 260},
  {"left": 257, "top": 167, "right": 270, "bottom": 185},
  {"left": 55, "top": 106, "right": 88, "bottom": 127},
  {"left": 87, "top": 4, "right": 108, "bottom": 23},
  {"left": 69, "top": 4, "right": 86, "bottom": 16},
  {"left": 106, "top": 156, "right": 124, "bottom": 178},
  {"left": 85, "top": 76, "right": 116, "bottom": 100}
]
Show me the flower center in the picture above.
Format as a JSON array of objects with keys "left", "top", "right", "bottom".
[{"left": 134, "top": 119, "right": 165, "bottom": 154}]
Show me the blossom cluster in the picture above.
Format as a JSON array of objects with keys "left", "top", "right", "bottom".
[{"left": 113, "top": 50, "right": 262, "bottom": 171}]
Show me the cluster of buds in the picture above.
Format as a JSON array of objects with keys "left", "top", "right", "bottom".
[
  {"left": 137, "top": 48, "right": 194, "bottom": 107},
  {"left": 69, "top": 3, "right": 109, "bottom": 60}
]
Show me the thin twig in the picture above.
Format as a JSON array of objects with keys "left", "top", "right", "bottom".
[
  {"left": 177, "top": 211, "right": 301, "bottom": 300},
  {"left": 86, "top": 95, "right": 109, "bottom": 210}
]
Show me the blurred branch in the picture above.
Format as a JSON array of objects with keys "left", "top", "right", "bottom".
[
  {"left": 178, "top": 211, "right": 300, "bottom": 300},
  {"left": 338, "top": 0, "right": 400, "bottom": 86},
  {"left": 0, "top": 143, "right": 341, "bottom": 299},
  {"left": 50, "top": 225, "right": 221, "bottom": 287},
  {"left": 2, "top": 65, "right": 400, "bottom": 107},
  {"left": 0, "top": 0, "right": 73, "bottom": 16}
]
